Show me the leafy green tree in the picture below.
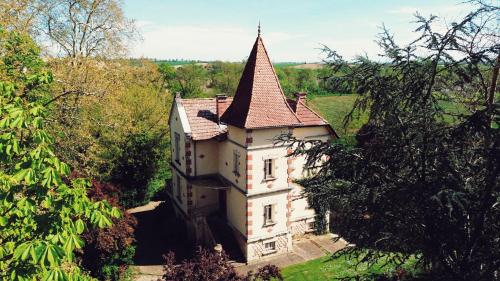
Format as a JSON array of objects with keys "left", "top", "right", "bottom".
[
  {"left": 169, "top": 64, "right": 208, "bottom": 98},
  {"left": 284, "top": 2, "right": 499, "bottom": 280},
  {"left": 209, "top": 61, "right": 243, "bottom": 95},
  {"left": 111, "top": 132, "right": 167, "bottom": 208},
  {"left": 158, "top": 62, "right": 177, "bottom": 91},
  {"left": 0, "top": 28, "right": 119, "bottom": 280}
]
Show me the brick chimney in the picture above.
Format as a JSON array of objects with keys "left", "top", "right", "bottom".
[
  {"left": 295, "top": 92, "right": 307, "bottom": 104},
  {"left": 216, "top": 94, "right": 228, "bottom": 124}
]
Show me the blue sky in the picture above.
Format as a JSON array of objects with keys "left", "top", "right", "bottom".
[{"left": 124, "top": 0, "right": 475, "bottom": 62}]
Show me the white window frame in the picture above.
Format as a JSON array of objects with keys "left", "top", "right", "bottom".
[
  {"left": 264, "top": 241, "right": 276, "bottom": 253},
  {"left": 264, "top": 159, "right": 275, "bottom": 180},
  {"left": 264, "top": 204, "right": 274, "bottom": 225}
]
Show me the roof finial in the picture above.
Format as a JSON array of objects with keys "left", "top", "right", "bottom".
[{"left": 258, "top": 21, "right": 261, "bottom": 36}]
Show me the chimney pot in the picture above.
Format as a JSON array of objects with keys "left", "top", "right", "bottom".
[
  {"left": 295, "top": 92, "right": 307, "bottom": 102},
  {"left": 216, "top": 94, "right": 228, "bottom": 124}
]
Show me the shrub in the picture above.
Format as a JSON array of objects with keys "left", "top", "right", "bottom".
[
  {"left": 80, "top": 181, "right": 138, "bottom": 281},
  {"left": 160, "top": 248, "right": 282, "bottom": 281}
]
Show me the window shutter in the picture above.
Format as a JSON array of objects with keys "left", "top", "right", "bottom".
[{"left": 273, "top": 159, "right": 278, "bottom": 178}]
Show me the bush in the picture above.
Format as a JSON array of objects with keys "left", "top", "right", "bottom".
[
  {"left": 80, "top": 181, "right": 138, "bottom": 281},
  {"left": 161, "top": 248, "right": 282, "bottom": 281}
]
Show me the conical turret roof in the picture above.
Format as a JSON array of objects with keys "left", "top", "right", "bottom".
[{"left": 220, "top": 34, "right": 300, "bottom": 129}]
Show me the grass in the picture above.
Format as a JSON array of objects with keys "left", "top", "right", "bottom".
[
  {"left": 282, "top": 254, "right": 417, "bottom": 281},
  {"left": 307, "top": 94, "right": 470, "bottom": 137},
  {"left": 307, "top": 94, "right": 368, "bottom": 136}
]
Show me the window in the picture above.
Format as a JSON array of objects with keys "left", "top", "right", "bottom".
[
  {"left": 233, "top": 150, "right": 240, "bottom": 175},
  {"left": 264, "top": 204, "right": 274, "bottom": 225},
  {"left": 174, "top": 133, "right": 180, "bottom": 163},
  {"left": 308, "top": 221, "right": 315, "bottom": 230},
  {"left": 264, "top": 241, "right": 276, "bottom": 252},
  {"left": 176, "top": 175, "right": 182, "bottom": 202},
  {"left": 264, "top": 159, "right": 274, "bottom": 180}
]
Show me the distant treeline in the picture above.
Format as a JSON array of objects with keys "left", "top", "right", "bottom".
[{"left": 156, "top": 60, "right": 341, "bottom": 98}]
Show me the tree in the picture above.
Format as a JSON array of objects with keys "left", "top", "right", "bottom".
[
  {"left": 209, "top": 61, "right": 244, "bottom": 95},
  {"left": 161, "top": 248, "right": 283, "bottom": 281},
  {"left": 38, "top": 0, "right": 136, "bottom": 59},
  {"left": 284, "top": 2, "right": 499, "bottom": 280},
  {"left": 0, "top": 28, "right": 119, "bottom": 280},
  {"left": 170, "top": 64, "right": 208, "bottom": 98},
  {"left": 0, "top": 0, "right": 46, "bottom": 33}
]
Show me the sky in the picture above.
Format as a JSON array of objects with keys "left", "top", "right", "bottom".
[{"left": 124, "top": 0, "right": 476, "bottom": 62}]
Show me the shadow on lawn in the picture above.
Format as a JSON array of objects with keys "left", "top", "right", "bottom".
[{"left": 132, "top": 199, "right": 195, "bottom": 265}]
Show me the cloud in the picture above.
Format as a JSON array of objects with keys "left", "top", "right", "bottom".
[
  {"left": 386, "top": 6, "right": 419, "bottom": 15},
  {"left": 130, "top": 23, "right": 304, "bottom": 61},
  {"left": 386, "top": 4, "right": 469, "bottom": 17}
]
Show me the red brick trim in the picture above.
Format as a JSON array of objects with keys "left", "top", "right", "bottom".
[
  {"left": 246, "top": 200, "right": 253, "bottom": 237},
  {"left": 246, "top": 152, "right": 253, "bottom": 191},
  {"left": 286, "top": 138, "right": 295, "bottom": 230}
]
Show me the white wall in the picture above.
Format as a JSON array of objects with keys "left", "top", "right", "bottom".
[
  {"left": 226, "top": 187, "right": 247, "bottom": 236},
  {"left": 194, "top": 140, "right": 219, "bottom": 176},
  {"left": 291, "top": 126, "right": 332, "bottom": 180},
  {"left": 218, "top": 140, "right": 246, "bottom": 191},
  {"left": 171, "top": 169, "right": 188, "bottom": 214},
  {"left": 289, "top": 183, "right": 315, "bottom": 222},
  {"left": 249, "top": 147, "right": 289, "bottom": 194},
  {"left": 249, "top": 192, "right": 289, "bottom": 240},
  {"left": 169, "top": 102, "right": 188, "bottom": 174}
]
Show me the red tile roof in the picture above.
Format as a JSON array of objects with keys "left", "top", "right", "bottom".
[
  {"left": 287, "top": 98, "right": 328, "bottom": 126},
  {"left": 176, "top": 33, "right": 336, "bottom": 140},
  {"left": 220, "top": 35, "right": 301, "bottom": 129},
  {"left": 179, "top": 98, "right": 233, "bottom": 140}
]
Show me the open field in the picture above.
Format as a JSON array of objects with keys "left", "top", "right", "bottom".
[
  {"left": 307, "top": 94, "right": 368, "bottom": 136},
  {"left": 307, "top": 94, "right": 469, "bottom": 137}
]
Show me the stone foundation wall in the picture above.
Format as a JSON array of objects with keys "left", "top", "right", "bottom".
[
  {"left": 247, "top": 232, "right": 292, "bottom": 262},
  {"left": 290, "top": 217, "right": 315, "bottom": 238}
]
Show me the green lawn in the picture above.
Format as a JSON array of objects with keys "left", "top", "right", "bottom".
[
  {"left": 282, "top": 254, "right": 417, "bottom": 281},
  {"left": 307, "top": 94, "right": 469, "bottom": 137},
  {"left": 307, "top": 94, "right": 368, "bottom": 136}
]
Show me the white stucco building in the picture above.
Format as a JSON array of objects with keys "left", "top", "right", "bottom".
[{"left": 167, "top": 31, "right": 336, "bottom": 262}]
